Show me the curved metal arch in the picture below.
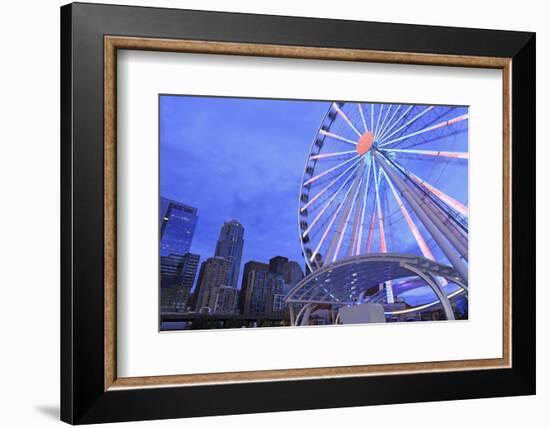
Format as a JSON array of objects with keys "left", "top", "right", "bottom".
[
  {"left": 401, "top": 263, "right": 455, "bottom": 320},
  {"left": 285, "top": 253, "right": 465, "bottom": 308}
]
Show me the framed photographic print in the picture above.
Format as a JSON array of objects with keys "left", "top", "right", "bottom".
[{"left": 60, "top": 2, "right": 536, "bottom": 424}]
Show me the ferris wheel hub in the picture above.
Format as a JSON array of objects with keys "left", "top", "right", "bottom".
[{"left": 357, "top": 131, "right": 375, "bottom": 155}]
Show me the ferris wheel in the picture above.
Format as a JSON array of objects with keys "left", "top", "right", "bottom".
[{"left": 298, "top": 101, "right": 469, "bottom": 307}]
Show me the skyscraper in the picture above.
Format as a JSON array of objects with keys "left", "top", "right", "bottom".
[
  {"left": 268, "top": 256, "right": 288, "bottom": 276},
  {"left": 271, "top": 293, "right": 287, "bottom": 317},
  {"left": 269, "top": 256, "right": 304, "bottom": 287},
  {"left": 239, "top": 261, "right": 269, "bottom": 315},
  {"left": 238, "top": 257, "right": 302, "bottom": 317},
  {"left": 267, "top": 274, "right": 285, "bottom": 317},
  {"left": 212, "top": 286, "right": 239, "bottom": 315},
  {"left": 214, "top": 219, "right": 244, "bottom": 289},
  {"left": 160, "top": 252, "right": 200, "bottom": 312},
  {"left": 194, "top": 256, "right": 231, "bottom": 312},
  {"left": 244, "top": 270, "right": 285, "bottom": 317},
  {"left": 283, "top": 260, "right": 304, "bottom": 287},
  {"left": 159, "top": 197, "right": 198, "bottom": 257}
]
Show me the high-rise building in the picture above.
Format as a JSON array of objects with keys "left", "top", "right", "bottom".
[
  {"left": 240, "top": 261, "right": 269, "bottom": 315},
  {"left": 159, "top": 197, "right": 198, "bottom": 257},
  {"left": 246, "top": 270, "right": 270, "bottom": 316},
  {"left": 194, "top": 256, "right": 231, "bottom": 312},
  {"left": 283, "top": 260, "right": 304, "bottom": 287},
  {"left": 268, "top": 256, "right": 288, "bottom": 276},
  {"left": 160, "top": 252, "right": 200, "bottom": 312},
  {"left": 245, "top": 270, "right": 285, "bottom": 317},
  {"left": 239, "top": 257, "right": 300, "bottom": 317},
  {"left": 214, "top": 219, "right": 244, "bottom": 289},
  {"left": 271, "top": 293, "right": 287, "bottom": 317},
  {"left": 212, "top": 286, "right": 239, "bottom": 315},
  {"left": 268, "top": 274, "right": 285, "bottom": 316}
]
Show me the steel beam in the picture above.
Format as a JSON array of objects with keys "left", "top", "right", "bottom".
[
  {"left": 375, "top": 152, "right": 468, "bottom": 284},
  {"left": 402, "top": 263, "right": 455, "bottom": 320}
]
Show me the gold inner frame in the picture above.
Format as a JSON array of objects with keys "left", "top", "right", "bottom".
[{"left": 104, "top": 35, "right": 512, "bottom": 391}]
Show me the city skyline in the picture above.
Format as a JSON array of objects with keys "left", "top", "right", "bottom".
[
  {"left": 160, "top": 195, "right": 305, "bottom": 317},
  {"left": 161, "top": 198, "right": 305, "bottom": 292},
  {"left": 159, "top": 95, "right": 468, "bottom": 328}
]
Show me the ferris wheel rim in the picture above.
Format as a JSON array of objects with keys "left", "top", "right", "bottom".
[
  {"left": 298, "top": 101, "right": 469, "bottom": 306},
  {"left": 297, "top": 101, "right": 341, "bottom": 274}
]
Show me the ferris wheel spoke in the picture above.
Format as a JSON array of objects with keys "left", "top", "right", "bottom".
[
  {"left": 375, "top": 105, "right": 392, "bottom": 140},
  {"left": 378, "top": 106, "right": 434, "bottom": 146},
  {"left": 392, "top": 159, "right": 468, "bottom": 217},
  {"left": 353, "top": 158, "right": 373, "bottom": 255},
  {"left": 378, "top": 113, "right": 469, "bottom": 148},
  {"left": 397, "top": 129, "right": 466, "bottom": 150},
  {"left": 413, "top": 175, "right": 468, "bottom": 217},
  {"left": 301, "top": 159, "right": 361, "bottom": 213},
  {"left": 373, "top": 104, "right": 384, "bottom": 138},
  {"left": 374, "top": 162, "right": 394, "bottom": 303},
  {"left": 358, "top": 103, "right": 368, "bottom": 132},
  {"left": 365, "top": 210, "right": 376, "bottom": 253},
  {"left": 371, "top": 104, "right": 374, "bottom": 135},
  {"left": 303, "top": 154, "right": 361, "bottom": 186},
  {"left": 373, "top": 160, "right": 388, "bottom": 253},
  {"left": 332, "top": 103, "right": 362, "bottom": 137},
  {"left": 380, "top": 148, "right": 468, "bottom": 160},
  {"left": 319, "top": 129, "right": 358, "bottom": 145},
  {"left": 376, "top": 105, "right": 401, "bottom": 142},
  {"left": 381, "top": 167, "right": 434, "bottom": 259},
  {"left": 310, "top": 150, "right": 357, "bottom": 160},
  {"left": 376, "top": 105, "right": 414, "bottom": 142},
  {"left": 302, "top": 163, "right": 360, "bottom": 237},
  {"left": 309, "top": 181, "right": 356, "bottom": 263},
  {"left": 329, "top": 172, "right": 365, "bottom": 262},
  {"left": 348, "top": 179, "right": 366, "bottom": 257}
]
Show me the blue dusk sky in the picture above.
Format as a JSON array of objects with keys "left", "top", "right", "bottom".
[
  {"left": 160, "top": 95, "right": 329, "bottom": 286},
  {"left": 160, "top": 95, "right": 468, "bottom": 297}
]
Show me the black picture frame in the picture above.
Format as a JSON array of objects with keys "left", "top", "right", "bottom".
[{"left": 61, "top": 2, "right": 535, "bottom": 424}]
